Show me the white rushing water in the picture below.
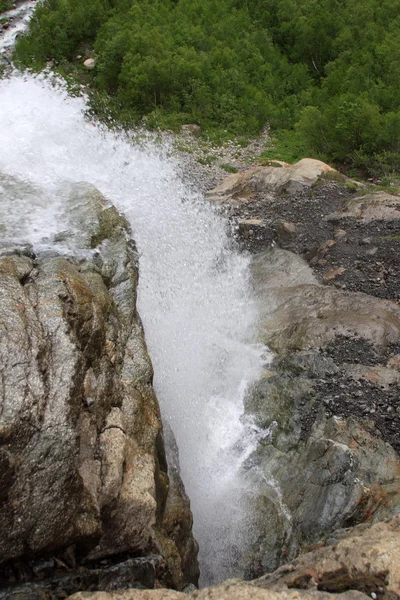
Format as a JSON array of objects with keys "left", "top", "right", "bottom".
[
  {"left": 0, "top": 74, "right": 269, "bottom": 584},
  {"left": 0, "top": 1, "right": 36, "bottom": 54}
]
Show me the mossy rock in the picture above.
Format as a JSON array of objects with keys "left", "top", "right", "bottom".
[{"left": 91, "top": 206, "right": 130, "bottom": 248}]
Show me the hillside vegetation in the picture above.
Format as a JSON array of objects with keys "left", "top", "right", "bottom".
[
  {"left": 0, "top": 0, "right": 13, "bottom": 13},
  {"left": 14, "top": 0, "right": 400, "bottom": 177}
]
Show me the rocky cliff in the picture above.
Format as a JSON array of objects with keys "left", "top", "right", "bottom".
[
  {"left": 69, "top": 511, "right": 400, "bottom": 599},
  {"left": 1, "top": 159, "right": 400, "bottom": 599},
  {"left": 0, "top": 178, "right": 199, "bottom": 598},
  {"left": 206, "top": 159, "right": 400, "bottom": 575}
]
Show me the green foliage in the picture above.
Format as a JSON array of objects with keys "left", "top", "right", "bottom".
[
  {"left": 14, "top": 0, "right": 112, "bottom": 65},
  {"left": 197, "top": 154, "right": 217, "bottom": 166},
  {"left": 260, "top": 130, "right": 309, "bottom": 165},
  {"left": 345, "top": 182, "right": 358, "bottom": 193},
  {"left": 0, "top": 0, "right": 12, "bottom": 13},
  {"left": 13, "top": 0, "right": 298, "bottom": 137},
  {"left": 13, "top": 0, "right": 400, "bottom": 175},
  {"left": 220, "top": 163, "right": 238, "bottom": 173}
]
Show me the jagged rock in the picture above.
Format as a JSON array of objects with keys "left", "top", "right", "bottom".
[
  {"left": 255, "top": 514, "right": 400, "bottom": 597},
  {"left": 0, "top": 180, "right": 198, "bottom": 596},
  {"left": 203, "top": 145, "right": 400, "bottom": 583},
  {"left": 68, "top": 588, "right": 368, "bottom": 600},
  {"left": 160, "top": 423, "right": 199, "bottom": 588},
  {"left": 239, "top": 247, "right": 400, "bottom": 574},
  {"left": 68, "top": 516, "right": 400, "bottom": 599},
  {"left": 0, "top": 556, "right": 166, "bottom": 599}
]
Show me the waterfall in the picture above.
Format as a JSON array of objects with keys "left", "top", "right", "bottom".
[{"left": 0, "top": 73, "right": 268, "bottom": 585}]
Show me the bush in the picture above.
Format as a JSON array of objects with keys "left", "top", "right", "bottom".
[
  {"left": 13, "top": 0, "right": 400, "bottom": 175},
  {"left": 0, "top": 0, "right": 13, "bottom": 13}
]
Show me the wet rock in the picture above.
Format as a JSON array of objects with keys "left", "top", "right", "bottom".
[
  {"left": 67, "top": 515, "right": 400, "bottom": 600},
  {"left": 69, "top": 590, "right": 184, "bottom": 600},
  {"left": 68, "top": 587, "right": 370, "bottom": 600},
  {"left": 256, "top": 515, "right": 400, "bottom": 597},
  {"left": 0, "top": 181, "right": 198, "bottom": 595},
  {"left": 252, "top": 249, "right": 400, "bottom": 354},
  {"left": 161, "top": 424, "right": 200, "bottom": 588},
  {"left": 241, "top": 247, "right": 400, "bottom": 574},
  {"left": 0, "top": 556, "right": 164, "bottom": 600},
  {"left": 203, "top": 149, "right": 400, "bottom": 584}
]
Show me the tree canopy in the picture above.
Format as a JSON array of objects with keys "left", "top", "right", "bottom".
[{"left": 14, "top": 0, "right": 400, "bottom": 176}]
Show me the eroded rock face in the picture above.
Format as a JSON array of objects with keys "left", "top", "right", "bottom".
[
  {"left": 240, "top": 247, "right": 400, "bottom": 574},
  {"left": 255, "top": 514, "right": 400, "bottom": 597},
  {"left": 203, "top": 160, "right": 400, "bottom": 579},
  {"left": 252, "top": 248, "right": 400, "bottom": 354},
  {"left": 67, "top": 588, "right": 369, "bottom": 600},
  {"left": 0, "top": 181, "right": 198, "bottom": 596},
  {"left": 68, "top": 515, "right": 400, "bottom": 600}
]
